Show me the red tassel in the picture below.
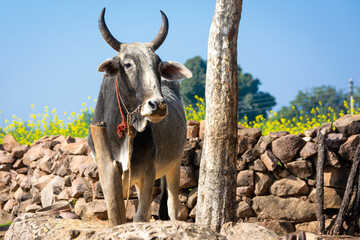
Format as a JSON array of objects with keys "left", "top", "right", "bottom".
[{"left": 117, "top": 122, "right": 128, "bottom": 138}]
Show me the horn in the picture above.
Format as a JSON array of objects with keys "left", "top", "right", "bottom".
[
  {"left": 151, "top": 10, "right": 169, "bottom": 51},
  {"left": 99, "top": 8, "right": 121, "bottom": 51}
]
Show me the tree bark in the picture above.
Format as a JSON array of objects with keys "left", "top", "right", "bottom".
[
  {"left": 316, "top": 130, "right": 325, "bottom": 234},
  {"left": 91, "top": 122, "right": 126, "bottom": 226},
  {"left": 327, "top": 143, "right": 360, "bottom": 235},
  {"left": 196, "top": 0, "right": 242, "bottom": 232}
]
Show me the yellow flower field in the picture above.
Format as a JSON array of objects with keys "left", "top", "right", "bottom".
[{"left": 0, "top": 96, "right": 356, "bottom": 146}]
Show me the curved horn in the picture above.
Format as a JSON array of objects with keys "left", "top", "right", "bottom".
[
  {"left": 99, "top": 8, "right": 121, "bottom": 51},
  {"left": 151, "top": 10, "right": 169, "bottom": 51}
]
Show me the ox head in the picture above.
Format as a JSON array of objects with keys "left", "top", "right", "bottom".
[{"left": 97, "top": 8, "right": 191, "bottom": 132}]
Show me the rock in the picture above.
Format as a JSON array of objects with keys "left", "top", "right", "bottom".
[
  {"left": 58, "top": 187, "right": 72, "bottom": 200},
  {"left": 23, "top": 144, "right": 44, "bottom": 162},
  {"left": 125, "top": 199, "right": 138, "bottom": 221},
  {"left": 308, "top": 187, "right": 344, "bottom": 209},
  {"left": 0, "top": 150, "right": 15, "bottom": 164},
  {"left": 248, "top": 159, "right": 267, "bottom": 172},
  {"left": 0, "top": 171, "right": 11, "bottom": 185},
  {"left": 236, "top": 170, "right": 254, "bottom": 187},
  {"left": 10, "top": 181, "right": 20, "bottom": 193},
  {"left": 324, "top": 166, "right": 350, "bottom": 188},
  {"left": 82, "top": 163, "right": 99, "bottom": 180},
  {"left": 256, "top": 220, "right": 294, "bottom": 234},
  {"left": 187, "top": 125, "right": 199, "bottom": 139},
  {"left": 260, "top": 150, "right": 280, "bottom": 171},
  {"left": 186, "top": 187, "right": 197, "bottom": 209},
  {"left": 255, "top": 135, "right": 272, "bottom": 154},
  {"left": 295, "top": 219, "right": 332, "bottom": 234},
  {"left": 37, "top": 155, "right": 54, "bottom": 174},
  {"left": 86, "top": 200, "right": 108, "bottom": 220},
  {"left": 269, "top": 131, "right": 289, "bottom": 140},
  {"left": 236, "top": 186, "right": 254, "bottom": 198},
  {"left": 179, "top": 166, "right": 197, "bottom": 189},
  {"left": 236, "top": 201, "right": 255, "bottom": 219},
  {"left": 334, "top": 114, "right": 360, "bottom": 137},
  {"left": 6, "top": 213, "right": 226, "bottom": 240},
  {"left": 199, "top": 120, "right": 206, "bottom": 140},
  {"left": 278, "top": 169, "right": 290, "bottom": 178},
  {"left": 13, "top": 187, "right": 32, "bottom": 203},
  {"left": 182, "top": 148, "right": 194, "bottom": 166},
  {"left": 18, "top": 175, "right": 31, "bottom": 192},
  {"left": 254, "top": 172, "right": 273, "bottom": 196},
  {"left": 189, "top": 204, "right": 196, "bottom": 218},
  {"left": 220, "top": 222, "right": 280, "bottom": 240},
  {"left": 51, "top": 176, "right": 65, "bottom": 195},
  {"left": 325, "top": 133, "right": 346, "bottom": 152},
  {"left": 272, "top": 134, "right": 305, "bottom": 163},
  {"left": 238, "top": 128, "right": 262, "bottom": 139},
  {"left": 41, "top": 182, "right": 54, "bottom": 207},
  {"left": 242, "top": 149, "right": 259, "bottom": 163},
  {"left": 31, "top": 187, "right": 41, "bottom": 204},
  {"left": 193, "top": 149, "right": 202, "bottom": 167},
  {"left": 0, "top": 210, "right": 14, "bottom": 225},
  {"left": 61, "top": 139, "right": 89, "bottom": 155},
  {"left": 252, "top": 195, "right": 317, "bottom": 222},
  {"left": 269, "top": 175, "right": 309, "bottom": 197},
  {"left": 2, "top": 135, "right": 20, "bottom": 152},
  {"left": 11, "top": 145, "right": 30, "bottom": 159},
  {"left": 299, "top": 142, "right": 318, "bottom": 159},
  {"left": 3, "top": 199, "right": 17, "bottom": 212},
  {"left": 74, "top": 198, "right": 107, "bottom": 220},
  {"left": 177, "top": 202, "right": 189, "bottom": 221},
  {"left": 25, "top": 204, "right": 41, "bottom": 213},
  {"left": 237, "top": 135, "right": 257, "bottom": 155},
  {"left": 93, "top": 181, "right": 104, "bottom": 199},
  {"left": 338, "top": 134, "right": 360, "bottom": 162},
  {"left": 70, "top": 155, "right": 92, "bottom": 174},
  {"left": 236, "top": 157, "right": 246, "bottom": 171},
  {"left": 285, "top": 159, "right": 313, "bottom": 179},
  {"left": 18, "top": 199, "right": 33, "bottom": 214},
  {"left": 33, "top": 175, "right": 54, "bottom": 191},
  {"left": 325, "top": 149, "right": 341, "bottom": 168},
  {"left": 71, "top": 177, "right": 91, "bottom": 198},
  {"left": 305, "top": 128, "right": 319, "bottom": 138}
]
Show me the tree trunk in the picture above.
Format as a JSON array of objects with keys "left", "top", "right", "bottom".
[
  {"left": 316, "top": 130, "right": 325, "bottom": 234},
  {"left": 196, "top": 0, "right": 242, "bottom": 232}
]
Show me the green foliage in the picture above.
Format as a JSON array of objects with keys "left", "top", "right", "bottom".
[
  {"left": 180, "top": 56, "right": 276, "bottom": 121},
  {"left": 180, "top": 56, "right": 207, "bottom": 106},
  {"left": 0, "top": 221, "right": 12, "bottom": 227},
  {"left": 277, "top": 85, "right": 352, "bottom": 119}
]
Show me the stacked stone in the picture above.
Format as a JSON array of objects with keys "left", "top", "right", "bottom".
[{"left": 0, "top": 114, "right": 359, "bottom": 235}]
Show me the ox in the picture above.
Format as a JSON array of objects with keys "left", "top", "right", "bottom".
[{"left": 87, "top": 8, "right": 191, "bottom": 222}]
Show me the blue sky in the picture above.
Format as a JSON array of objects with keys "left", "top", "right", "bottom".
[{"left": 0, "top": 1, "right": 359, "bottom": 122}]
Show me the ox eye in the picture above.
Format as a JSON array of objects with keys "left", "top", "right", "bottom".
[{"left": 124, "top": 63, "right": 132, "bottom": 69}]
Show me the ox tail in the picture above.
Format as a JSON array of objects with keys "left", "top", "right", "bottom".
[{"left": 158, "top": 176, "right": 170, "bottom": 220}]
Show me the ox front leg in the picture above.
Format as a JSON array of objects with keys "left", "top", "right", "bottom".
[
  {"left": 165, "top": 162, "right": 180, "bottom": 220},
  {"left": 133, "top": 171, "right": 155, "bottom": 222}
]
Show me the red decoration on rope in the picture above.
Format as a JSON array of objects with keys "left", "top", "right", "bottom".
[{"left": 115, "top": 75, "right": 127, "bottom": 138}]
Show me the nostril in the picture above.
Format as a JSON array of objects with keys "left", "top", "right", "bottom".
[
  {"left": 148, "top": 100, "right": 159, "bottom": 111},
  {"left": 158, "top": 100, "right": 167, "bottom": 110}
]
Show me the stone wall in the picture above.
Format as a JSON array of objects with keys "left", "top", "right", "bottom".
[{"left": 0, "top": 114, "right": 359, "bottom": 234}]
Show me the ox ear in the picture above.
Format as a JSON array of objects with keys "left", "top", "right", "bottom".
[
  {"left": 98, "top": 58, "right": 121, "bottom": 77},
  {"left": 160, "top": 61, "right": 192, "bottom": 80}
]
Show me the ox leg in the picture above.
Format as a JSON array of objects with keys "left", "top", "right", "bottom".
[
  {"left": 121, "top": 170, "right": 130, "bottom": 198},
  {"left": 133, "top": 172, "right": 155, "bottom": 222},
  {"left": 165, "top": 162, "right": 180, "bottom": 220}
]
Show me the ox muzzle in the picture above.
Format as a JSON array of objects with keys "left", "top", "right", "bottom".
[{"left": 141, "top": 98, "right": 168, "bottom": 123}]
